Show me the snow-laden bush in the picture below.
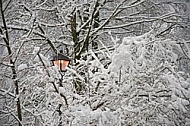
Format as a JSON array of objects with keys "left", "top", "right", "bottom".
[{"left": 104, "top": 33, "right": 190, "bottom": 126}]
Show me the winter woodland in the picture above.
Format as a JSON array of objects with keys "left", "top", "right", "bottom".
[{"left": 0, "top": 0, "right": 190, "bottom": 126}]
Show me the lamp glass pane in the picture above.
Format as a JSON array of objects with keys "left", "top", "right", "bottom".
[
  {"left": 61, "top": 60, "right": 69, "bottom": 71},
  {"left": 53, "top": 60, "right": 60, "bottom": 69},
  {"left": 53, "top": 60, "right": 69, "bottom": 71}
]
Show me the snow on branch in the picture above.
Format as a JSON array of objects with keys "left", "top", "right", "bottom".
[
  {"left": 66, "top": 67, "right": 85, "bottom": 82},
  {"left": 0, "top": 89, "right": 16, "bottom": 98}
]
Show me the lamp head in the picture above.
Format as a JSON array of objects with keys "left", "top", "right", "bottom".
[{"left": 52, "top": 50, "right": 70, "bottom": 72}]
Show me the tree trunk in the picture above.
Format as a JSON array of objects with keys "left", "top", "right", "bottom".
[{"left": 0, "top": 1, "right": 22, "bottom": 125}]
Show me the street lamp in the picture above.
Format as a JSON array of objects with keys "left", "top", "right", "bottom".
[
  {"left": 51, "top": 50, "right": 70, "bottom": 125},
  {"left": 52, "top": 50, "right": 71, "bottom": 72}
]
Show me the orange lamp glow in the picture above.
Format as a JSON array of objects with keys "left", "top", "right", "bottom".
[{"left": 52, "top": 51, "right": 70, "bottom": 72}]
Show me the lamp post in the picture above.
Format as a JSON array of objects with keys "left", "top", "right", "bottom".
[
  {"left": 52, "top": 50, "right": 71, "bottom": 86},
  {"left": 51, "top": 50, "right": 70, "bottom": 126}
]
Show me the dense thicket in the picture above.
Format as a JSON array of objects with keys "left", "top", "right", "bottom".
[{"left": 0, "top": 0, "right": 190, "bottom": 125}]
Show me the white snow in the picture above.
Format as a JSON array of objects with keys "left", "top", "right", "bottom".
[
  {"left": 181, "top": 81, "right": 189, "bottom": 89},
  {"left": 18, "top": 64, "right": 27, "bottom": 71},
  {"left": 33, "top": 47, "right": 40, "bottom": 55},
  {"left": 59, "top": 87, "right": 65, "bottom": 94}
]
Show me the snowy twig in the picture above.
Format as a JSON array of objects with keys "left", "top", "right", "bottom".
[
  {"left": 10, "top": 112, "right": 23, "bottom": 125},
  {"left": 66, "top": 67, "right": 85, "bottom": 82},
  {"left": 179, "top": 40, "right": 190, "bottom": 61},
  {"left": 0, "top": 89, "right": 16, "bottom": 98},
  {"left": 0, "top": 24, "right": 58, "bottom": 54}
]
